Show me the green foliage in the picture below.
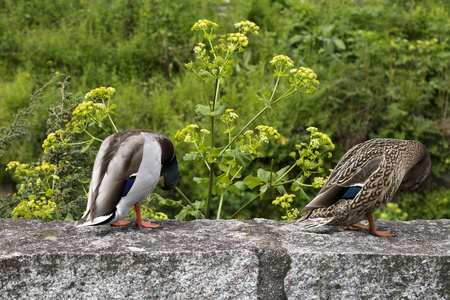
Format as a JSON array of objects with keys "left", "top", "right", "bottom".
[
  {"left": 1, "top": 0, "right": 449, "bottom": 221},
  {"left": 3, "top": 78, "right": 93, "bottom": 220},
  {"left": 11, "top": 198, "right": 57, "bottom": 222}
]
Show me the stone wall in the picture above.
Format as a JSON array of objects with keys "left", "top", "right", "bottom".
[{"left": 0, "top": 218, "right": 449, "bottom": 299}]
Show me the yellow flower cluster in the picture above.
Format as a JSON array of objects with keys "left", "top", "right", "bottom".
[
  {"left": 290, "top": 67, "right": 320, "bottom": 94},
  {"left": 6, "top": 161, "right": 32, "bottom": 179},
  {"left": 12, "top": 198, "right": 57, "bottom": 221},
  {"left": 73, "top": 101, "right": 96, "bottom": 117},
  {"left": 256, "top": 125, "right": 280, "bottom": 141},
  {"left": 174, "top": 124, "right": 201, "bottom": 144},
  {"left": 270, "top": 55, "right": 294, "bottom": 68},
  {"left": 236, "top": 125, "right": 281, "bottom": 158},
  {"left": 307, "top": 127, "right": 335, "bottom": 154},
  {"left": 42, "top": 130, "right": 67, "bottom": 154},
  {"left": 221, "top": 109, "right": 239, "bottom": 123},
  {"left": 187, "top": 19, "right": 260, "bottom": 76},
  {"left": 272, "top": 193, "right": 295, "bottom": 208},
  {"left": 85, "top": 86, "right": 116, "bottom": 100},
  {"left": 35, "top": 162, "right": 56, "bottom": 173},
  {"left": 139, "top": 204, "right": 168, "bottom": 220},
  {"left": 227, "top": 33, "right": 249, "bottom": 48},
  {"left": 191, "top": 19, "right": 219, "bottom": 31},
  {"left": 7, "top": 161, "right": 56, "bottom": 179},
  {"left": 291, "top": 127, "right": 334, "bottom": 178},
  {"left": 312, "top": 176, "right": 327, "bottom": 188},
  {"left": 272, "top": 194, "right": 299, "bottom": 221},
  {"left": 234, "top": 21, "right": 260, "bottom": 36}
]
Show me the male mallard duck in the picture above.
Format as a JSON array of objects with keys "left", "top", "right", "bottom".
[
  {"left": 76, "top": 129, "right": 178, "bottom": 228},
  {"left": 297, "top": 138, "right": 431, "bottom": 236}
]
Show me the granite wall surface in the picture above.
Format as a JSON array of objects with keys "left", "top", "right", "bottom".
[{"left": 0, "top": 218, "right": 449, "bottom": 299}]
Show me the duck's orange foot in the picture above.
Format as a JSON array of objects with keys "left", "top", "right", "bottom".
[
  {"left": 348, "top": 223, "right": 396, "bottom": 237},
  {"left": 348, "top": 224, "right": 369, "bottom": 231},
  {"left": 368, "top": 230, "right": 396, "bottom": 237},
  {"left": 133, "top": 221, "right": 160, "bottom": 228},
  {"left": 111, "top": 221, "right": 131, "bottom": 226}
]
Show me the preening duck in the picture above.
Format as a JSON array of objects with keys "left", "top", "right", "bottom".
[
  {"left": 76, "top": 129, "right": 178, "bottom": 228},
  {"left": 297, "top": 138, "right": 431, "bottom": 236}
]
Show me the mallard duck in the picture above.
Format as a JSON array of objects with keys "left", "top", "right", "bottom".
[
  {"left": 297, "top": 138, "right": 431, "bottom": 236},
  {"left": 76, "top": 129, "right": 178, "bottom": 228}
]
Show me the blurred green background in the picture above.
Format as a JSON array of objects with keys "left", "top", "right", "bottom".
[{"left": 0, "top": 0, "right": 449, "bottom": 220}]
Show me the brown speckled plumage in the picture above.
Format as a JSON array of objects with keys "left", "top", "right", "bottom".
[{"left": 298, "top": 139, "right": 431, "bottom": 232}]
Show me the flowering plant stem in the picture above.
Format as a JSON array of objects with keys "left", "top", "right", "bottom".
[
  {"left": 205, "top": 76, "right": 221, "bottom": 218},
  {"left": 178, "top": 20, "right": 324, "bottom": 220}
]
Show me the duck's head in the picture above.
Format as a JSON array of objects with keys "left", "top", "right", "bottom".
[
  {"left": 401, "top": 145, "right": 431, "bottom": 191},
  {"left": 159, "top": 155, "right": 179, "bottom": 190}
]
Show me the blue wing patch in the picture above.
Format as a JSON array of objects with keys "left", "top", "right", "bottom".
[
  {"left": 122, "top": 175, "right": 137, "bottom": 197},
  {"left": 341, "top": 185, "right": 362, "bottom": 199}
]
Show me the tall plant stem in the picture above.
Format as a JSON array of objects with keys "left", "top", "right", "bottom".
[
  {"left": 230, "top": 193, "right": 261, "bottom": 219},
  {"left": 107, "top": 98, "right": 119, "bottom": 133},
  {"left": 216, "top": 190, "right": 225, "bottom": 220},
  {"left": 205, "top": 76, "right": 221, "bottom": 218}
]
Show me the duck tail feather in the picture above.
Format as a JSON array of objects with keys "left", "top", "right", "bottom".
[
  {"left": 76, "top": 212, "right": 115, "bottom": 227},
  {"left": 296, "top": 217, "right": 335, "bottom": 229}
]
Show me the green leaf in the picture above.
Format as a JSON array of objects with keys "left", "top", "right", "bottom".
[
  {"left": 297, "top": 187, "right": 310, "bottom": 201},
  {"left": 194, "top": 104, "right": 212, "bottom": 116},
  {"left": 193, "top": 199, "right": 206, "bottom": 210},
  {"left": 223, "top": 146, "right": 252, "bottom": 167},
  {"left": 174, "top": 200, "right": 204, "bottom": 220},
  {"left": 256, "top": 92, "right": 271, "bottom": 107},
  {"left": 193, "top": 177, "right": 209, "bottom": 184},
  {"left": 288, "top": 34, "right": 304, "bottom": 45},
  {"left": 227, "top": 185, "right": 240, "bottom": 195},
  {"left": 291, "top": 178, "right": 303, "bottom": 192},
  {"left": 321, "top": 24, "right": 334, "bottom": 36},
  {"left": 183, "top": 152, "right": 201, "bottom": 162},
  {"left": 276, "top": 184, "right": 287, "bottom": 195},
  {"left": 243, "top": 175, "right": 263, "bottom": 189},
  {"left": 222, "top": 66, "right": 233, "bottom": 77},
  {"left": 212, "top": 97, "right": 229, "bottom": 116},
  {"left": 233, "top": 181, "right": 247, "bottom": 191},
  {"left": 275, "top": 166, "right": 291, "bottom": 180},
  {"left": 64, "top": 213, "right": 74, "bottom": 221},
  {"left": 190, "top": 209, "right": 204, "bottom": 219},
  {"left": 194, "top": 97, "right": 229, "bottom": 117},
  {"left": 175, "top": 206, "right": 195, "bottom": 220},
  {"left": 333, "top": 38, "right": 346, "bottom": 50},
  {"left": 198, "top": 71, "right": 211, "bottom": 80},
  {"left": 259, "top": 185, "right": 268, "bottom": 195},
  {"left": 257, "top": 168, "right": 272, "bottom": 183},
  {"left": 217, "top": 174, "right": 233, "bottom": 185},
  {"left": 157, "top": 195, "right": 182, "bottom": 207},
  {"left": 80, "top": 140, "right": 93, "bottom": 153},
  {"left": 218, "top": 163, "right": 229, "bottom": 173},
  {"left": 208, "top": 147, "right": 222, "bottom": 158}
]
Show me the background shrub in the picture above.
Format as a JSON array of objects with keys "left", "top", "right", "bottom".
[{"left": 1, "top": 0, "right": 449, "bottom": 220}]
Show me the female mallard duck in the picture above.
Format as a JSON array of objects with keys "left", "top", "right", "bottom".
[
  {"left": 76, "top": 129, "right": 178, "bottom": 228},
  {"left": 297, "top": 138, "right": 431, "bottom": 236}
]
